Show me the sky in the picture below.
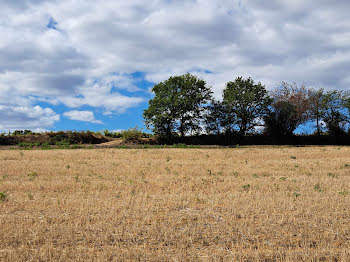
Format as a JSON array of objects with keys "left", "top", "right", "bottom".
[{"left": 1, "top": 0, "right": 349, "bottom": 132}]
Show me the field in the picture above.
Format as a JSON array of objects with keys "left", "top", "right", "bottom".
[{"left": 1, "top": 146, "right": 350, "bottom": 261}]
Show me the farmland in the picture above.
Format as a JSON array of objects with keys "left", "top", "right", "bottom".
[{"left": 1, "top": 146, "right": 350, "bottom": 261}]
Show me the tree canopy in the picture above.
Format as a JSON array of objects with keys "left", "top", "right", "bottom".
[
  {"left": 143, "top": 73, "right": 212, "bottom": 138},
  {"left": 222, "top": 77, "right": 272, "bottom": 136}
]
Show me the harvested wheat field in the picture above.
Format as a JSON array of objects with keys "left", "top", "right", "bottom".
[{"left": 1, "top": 146, "right": 350, "bottom": 261}]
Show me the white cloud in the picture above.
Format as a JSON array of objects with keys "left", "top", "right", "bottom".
[
  {"left": 1, "top": 0, "right": 350, "bottom": 129},
  {"left": 0, "top": 105, "right": 59, "bottom": 131},
  {"left": 63, "top": 110, "right": 102, "bottom": 124}
]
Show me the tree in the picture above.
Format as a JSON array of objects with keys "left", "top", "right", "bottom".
[
  {"left": 264, "top": 101, "right": 299, "bottom": 137},
  {"left": 321, "top": 90, "right": 348, "bottom": 136},
  {"left": 343, "top": 91, "right": 350, "bottom": 129},
  {"left": 309, "top": 88, "right": 325, "bottom": 136},
  {"left": 222, "top": 77, "right": 272, "bottom": 136},
  {"left": 204, "top": 99, "right": 234, "bottom": 135},
  {"left": 272, "top": 82, "right": 312, "bottom": 125},
  {"left": 143, "top": 73, "right": 212, "bottom": 139}
]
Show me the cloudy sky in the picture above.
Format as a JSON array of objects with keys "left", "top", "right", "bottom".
[{"left": 1, "top": 0, "right": 349, "bottom": 132}]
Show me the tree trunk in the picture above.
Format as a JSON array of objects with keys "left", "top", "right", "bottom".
[
  {"left": 316, "top": 114, "right": 320, "bottom": 136},
  {"left": 179, "top": 118, "right": 184, "bottom": 137}
]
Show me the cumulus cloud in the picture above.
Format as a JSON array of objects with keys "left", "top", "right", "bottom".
[
  {"left": 0, "top": 105, "right": 59, "bottom": 131},
  {"left": 63, "top": 110, "right": 102, "bottom": 124},
  {"left": 1, "top": 0, "right": 349, "bottom": 129}
]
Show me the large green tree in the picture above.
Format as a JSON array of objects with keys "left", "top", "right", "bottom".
[
  {"left": 143, "top": 73, "right": 212, "bottom": 138},
  {"left": 222, "top": 77, "right": 272, "bottom": 136}
]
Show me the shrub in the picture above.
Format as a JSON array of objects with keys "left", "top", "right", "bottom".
[
  {"left": 122, "top": 128, "right": 144, "bottom": 143},
  {"left": 12, "top": 130, "right": 33, "bottom": 136},
  {"left": 48, "top": 131, "right": 108, "bottom": 145}
]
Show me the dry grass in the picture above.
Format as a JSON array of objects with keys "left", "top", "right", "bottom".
[{"left": 1, "top": 146, "right": 350, "bottom": 261}]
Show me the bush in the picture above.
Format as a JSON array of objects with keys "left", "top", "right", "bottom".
[
  {"left": 103, "top": 128, "right": 153, "bottom": 141},
  {"left": 12, "top": 130, "right": 33, "bottom": 136},
  {"left": 47, "top": 131, "right": 108, "bottom": 145},
  {"left": 121, "top": 128, "right": 144, "bottom": 143}
]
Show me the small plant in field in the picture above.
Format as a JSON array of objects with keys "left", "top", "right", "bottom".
[
  {"left": 294, "top": 164, "right": 299, "bottom": 168},
  {"left": 327, "top": 173, "right": 337, "bottom": 178},
  {"left": 339, "top": 191, "right": 349, "bottom": 196},
  {"left": 291, "top": 156, "right": 297, "bottom": 159},
  {"left": 28, "top": 172, "right": 38, "bottom": 181},
  {"left": 242, "top": 184, "right": 250, "bottom": 191},
  {"left": 27, "top": 193, "right": 33, "bottom": 200},
  {"left": 0, "top": 192, "right": 8, "bottom": 202},
  {"left": 231, "top": 171, "right": 239, "bottom": 177},
  {"left": 74, "top": 175, "right": 79, "bottom": 182},
  {"left": 66, "top": 165, "right": 71, "bottom": 169},
  {"left": 314, "top": 183, "right": 322, "bottom": 192},
  {"left": 280, "top": 177, "right": 287, "bottom": 181},
  {"left": 252, "top": 173, "right": 259, "bottom": 178},
  {"left": 166, "top": 156, "right": 171, "bottom": 162},
  {"left": 344, "top": 164, "right": 350, "bottom": 168},
  {"left": 293, "top": 192, "right": 300, "bottom": 198}
]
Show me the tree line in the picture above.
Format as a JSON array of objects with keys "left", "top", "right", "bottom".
[{"left": 143, "top": 74, "right": 350, "bottom": 143}]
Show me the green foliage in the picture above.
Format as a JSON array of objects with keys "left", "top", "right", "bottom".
[
  {"left": 204, "top": 99, "right": 232, "bottom": 135},
  {"left": 339, "top": 191, "right": 349, "bottom": 196},
  {"left": 103, "top": 129, "right": 123, "bottom": 138},
  {"left": 47, "top": 131, "right": 107, "bottom": 145},
  {"left": 321, "top": 91, "right": 348, "bottom": 136},
  {"left": 121, "top": 127, "right": 144, "bottom": 143},
  {"left": 314, "top": 183, "right": 322, "bottom": 192},
  {"left": 28, "top": 172, "right": 38, "bottom": 181},
  {"left": 103, "top": 129, "right": 152, "bottom": 140},
  {"left": 0, "top": 192, "right": 7, "bottom": 202},
  {"left": 41, "top": 142, "right": 51, "bottom": 150},
  {"left": 144, "top": 73, "right": 212, "bottom": 139},
  {"left": 12, "top": 130, "right": 33, "bottom": 136},
  {"left": 293, "top": 192, "right": 301, "bottom": 198},
  {"left": 223, "top": 77, "right": 272, "bottom": 136},
  {"left": 264, "top": 101, "right": 299, "bottom": 137},
  {"left": 18, "top": 142, "right": 40, "bottom": 149},
  {"left": 309, "top": 88, "right": 325, "bottom": 135},
  {"left": 327, "top": 173, "right": 337, "bottom": 178}
]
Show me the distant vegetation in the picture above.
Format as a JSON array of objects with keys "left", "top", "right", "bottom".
[
  {"left": 1, "top": 74, "right": 350, "bottom": 147},
  {"left": 0, "top": 131, "right": 108, "bottom": 147},
  {"left": 143, "top": 74, "right": 350, "bottom": 145}
]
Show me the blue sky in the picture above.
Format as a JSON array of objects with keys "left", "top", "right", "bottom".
[{"left": 1, "top": 0, "right": 349, "bottom": 133}]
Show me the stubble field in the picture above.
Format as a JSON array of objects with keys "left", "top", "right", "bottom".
[{"left": 1, "top": 146, "right": 350, "bottom": 261}]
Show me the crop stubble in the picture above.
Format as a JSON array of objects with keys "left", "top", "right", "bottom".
[{"left": 0, "top": 146, "right": 350, "bottom": 261}]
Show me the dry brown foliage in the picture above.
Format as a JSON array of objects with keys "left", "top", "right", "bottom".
[{"left": 1, "top": 146, "right": 350, "bottom": 261}]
